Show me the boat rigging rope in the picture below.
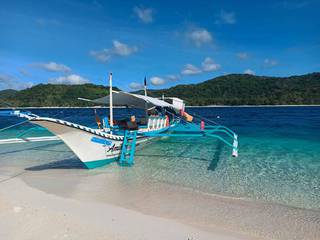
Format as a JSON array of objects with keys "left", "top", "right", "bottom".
[
  {"left": 0, "top": 108, "right": 67, "bottom": 133},
  {"left": 191, "top": 112, "right": 220, "bottom": 126},
  {"left": 0, "top": 119, "right": 31, "bottom": 133},
  {"left": 0, "top": 171, "right": 27, "bottom": 184},
  {"left": 163, "top": 108, "right": 220, "bottom": 126}
]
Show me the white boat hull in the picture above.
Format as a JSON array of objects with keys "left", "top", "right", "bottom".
[{"left": 30, "top": 118, "right": 148, "bottom": 169}]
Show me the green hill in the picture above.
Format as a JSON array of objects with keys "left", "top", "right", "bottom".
[
  {"left": 0, "top": 84, "right": 117, "bottom": 107},
  {"left": 0, "top": 73, "right": 319, "bottom": 107},
  {"left": 0, "top": 89, "right": 18, "bottom": 99},
  {"left": 143, "top": 72, "right": 320, "bottom": 105}
]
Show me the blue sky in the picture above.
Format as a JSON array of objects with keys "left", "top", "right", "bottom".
[{"left": 0, "top": 0, "right": 319, "bottom": 91}]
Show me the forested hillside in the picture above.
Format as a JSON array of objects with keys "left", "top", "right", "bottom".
[{"left": 0, "top": 73, "right": 319, "bottom": 107}]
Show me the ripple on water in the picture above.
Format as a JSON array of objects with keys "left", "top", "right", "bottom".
[{"left": 0, "top": 107, "right": 320, "bottom": 211}]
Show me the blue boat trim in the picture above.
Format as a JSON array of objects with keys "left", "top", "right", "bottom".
[
  {"left": 119, "top": 130, "right": 137, "bottom": 166},
  {"left": 90, "top": 137, "right": 112, "bottom": 146},
  {"left": 31, "top": 118, "right": 124, "bottom": 141}
]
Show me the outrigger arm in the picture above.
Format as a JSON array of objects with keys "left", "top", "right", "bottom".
[{"left": 142, "top": 123, "right": 238, "bottom": 158}]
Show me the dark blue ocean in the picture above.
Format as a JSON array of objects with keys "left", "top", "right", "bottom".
[{"left": 0, "top": 106, "right": 320, "bottom": 210}]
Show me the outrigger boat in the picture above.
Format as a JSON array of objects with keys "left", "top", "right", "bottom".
[{"left": 0, "top": 73, "right": 238, "bottom": 169}]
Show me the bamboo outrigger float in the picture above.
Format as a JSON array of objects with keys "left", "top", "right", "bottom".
[{"left": 0, "top": 73, "right": 238, "bottom": 169}]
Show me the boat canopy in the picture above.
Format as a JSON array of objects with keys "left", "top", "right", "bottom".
[{"left": 79, "top": 91, "right": 183, "bottom": 111}]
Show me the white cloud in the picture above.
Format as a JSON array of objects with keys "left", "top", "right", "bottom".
[
  {"left": 49, "top": 74, "right": 89, "bottom": 85},
  {"left": 181, "top": 64, "right": 202, "bottom": 75},
  {"left": 133, "top": 6, "right": 154, "bottom": 23},
  {"left": 33, "top": 62, "right": 71, "bottom": 73},
  {"left": 17, "top": 81, "right": 34, "bottom": 89},
  {"left": 0, "top": 74, "right": 14, "bottom": 89},
  {"left": 89, "top": 49, "right": 111, "bottom": 62},
  {"left": 150, "top": 76, "right": 166, "bottom": 86},
  {"left": 90, "top": 40, "right": 138, "bottom": 63},
  {"left": 201, "top": 57, "right": 221, "bottom": 72},
  {"left": 264, "top": 58, "right": 278, "bottom": 67},
  {"left": 180, "top": 58, "right": 221, "bottom": 76},
  {"left": 112, "top": 40, "right": 138, "bottom": 56},
  {"left": 1, "top": 74, "right": 10, "bottom": 83},
  {"left": 19, "top": 68, "right": 31, "bottom": 77},
  {"left": 244, "top": 69, "right": 255, "bottom": 75},
  {"left": 130, "top": 74, "right": 179, "bottom": 88},
  {"left": 128, "top": 73, "right": 181, "bottom": 90},
  {"left": 237, "top": 52, "right": 249, "bottom": 60},
  {"left": 186, "top": 28, "right": 213, "bottom": 47},
  {"left": 0, "top": 74, "right": 33, "bottom": 90},
  {"left": 129, "top": 82, "right": 144, "bottom": 90},
  {"left": 166, "top": 74, "right": 180, "bottom": 81},
  {"left": 216, "top": 10, "right": 236, "bottom": 24}
]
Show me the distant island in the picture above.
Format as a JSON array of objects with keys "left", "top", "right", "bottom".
[{"left": 0, "top": 73, "right": 319, "bottom": 107}]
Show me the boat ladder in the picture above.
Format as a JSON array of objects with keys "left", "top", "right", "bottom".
[{"left": 119, "top": 130, "right": 137, "bottom": 166}]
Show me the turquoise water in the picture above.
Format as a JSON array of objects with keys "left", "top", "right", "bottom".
[{"left": 0, "top": 107, "right": 319, "bottom": 210}]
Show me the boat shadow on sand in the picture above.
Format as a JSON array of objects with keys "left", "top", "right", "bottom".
[
  {"left": 26, "top": 149, "right": 225, "bottom": 172},
  {"left": 25, "top": 157, "right": 85, "bottom": 171},
  {"left": 207, "top": 142, "right": 223, "bottom": 171},
  {"left": 0, "top": 142, "right": 86, "bottom": 170},
  {"left": 22, "top": 141, "right": 224, "bottom": 171},
  {"left": 25, "top": 149, "right": 224, "bottom": 171},
  {"left": 136, "top": 141, "right": 224, "bottom": 171},
  {"left": 0, "top": 141, "right": 70, "bottom": 155}
]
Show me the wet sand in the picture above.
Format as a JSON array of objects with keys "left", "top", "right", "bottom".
[
  {"left": 0, "top": 162, "right": 319, "bottom": 240},
  {"left": 0, "top": 175, "right": 250, "bottom": 240}
]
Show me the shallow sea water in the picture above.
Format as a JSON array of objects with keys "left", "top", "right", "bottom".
[{"left": 0, "top": 107, "right": 319, "bottom": 210}]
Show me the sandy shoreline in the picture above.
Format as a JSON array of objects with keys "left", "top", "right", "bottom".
[
  {"left": 0, "top": 177, "right": 251, "bottom": 240},
  {"left": 0, "top": 164, "right": 319, "bottom": 240},
  {"left": 0, "top": 138, "right": 319, "bottom": 239}
]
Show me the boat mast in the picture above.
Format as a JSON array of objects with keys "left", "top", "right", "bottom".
[
  {"left": 144, "top": 76, "right": 148, "bottom": 117},
  {"left": 109, "top": 73, "right": 114, "bottom": 129},
  {"left": 144, "top": 76, "right": 147, "bottom": 96}
]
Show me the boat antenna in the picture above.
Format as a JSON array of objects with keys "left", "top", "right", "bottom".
[
  {"left": 144, "top": 76, "right": 148, "bottom": 117},
  {"left": 109, "top": 73, "right": 114, "bottom": 130},
  {"left": 144, "top": 76, "right": 147, "bottom": 96}
]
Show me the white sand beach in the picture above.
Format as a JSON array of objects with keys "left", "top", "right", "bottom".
[
  {"left": 0, "top": 162, "right": 319, "bottom": 240},
  {"left": 0, "top": 177, "right": 251, "bottom": 240}
]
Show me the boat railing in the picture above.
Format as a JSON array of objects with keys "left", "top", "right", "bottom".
[
  {"left": 147, "top": 116, "right": 166, "bottom": 130},
  {"left": 190, "top": 113, "right": 237, "bottom": 137}
]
